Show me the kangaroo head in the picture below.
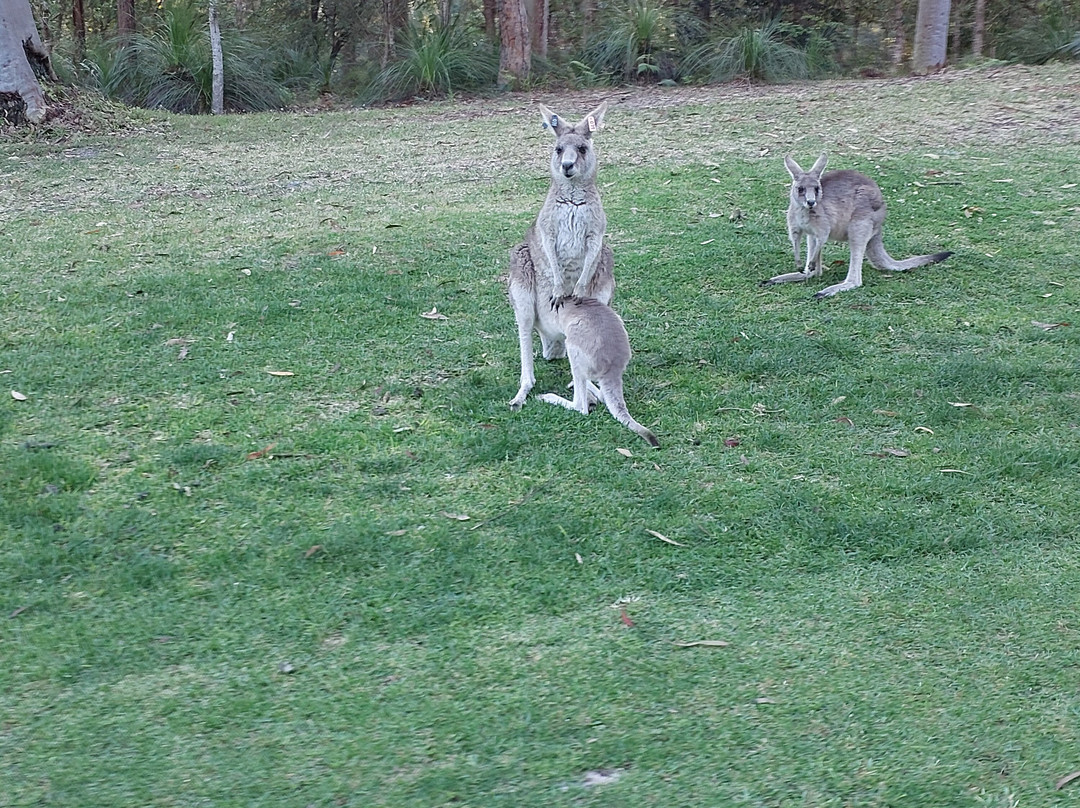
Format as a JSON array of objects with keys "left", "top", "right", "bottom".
[
  {"left": 538, "top": 102, "right": 607, "bottom": 185},
  {"left": 785, "top": 153, "right": 828, "bottom": 210}
]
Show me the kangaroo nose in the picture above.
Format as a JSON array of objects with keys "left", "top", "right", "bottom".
[{"left": 806, "top": 199, "right": 816, "bottom": 208}]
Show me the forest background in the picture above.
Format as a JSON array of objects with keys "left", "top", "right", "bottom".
[{"left": 13, "top": 0, "right": 1080, "bottom": 116}]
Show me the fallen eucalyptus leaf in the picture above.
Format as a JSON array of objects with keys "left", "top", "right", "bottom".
[
  {"left": 421, "top": 307, "right": 448, "bottom": 320},
  {"left": 11, "top": 390, "right": 27, "bottom": 401},
  {"left": 673, "top": 640, "right": 730, "bottom": 648},
  {"left": 646, "top": 529, "right": 687, "bottom": 547},
  {"left": 1056, "top": 771, "right": 1080, "bottom": 790}
]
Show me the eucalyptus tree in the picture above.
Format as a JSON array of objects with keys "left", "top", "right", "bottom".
[{"left": 0, "top": 0, "right": 54, "bottom": 123}]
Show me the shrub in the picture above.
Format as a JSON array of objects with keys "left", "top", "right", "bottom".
[
  {"left": 687, "top": 18, "right": 810, "bottom": 83},
  {"left": 81, "top": 2, "right": 289, "bottom": 113},
  {"left": 367, "top": 18, "right": 497, "bottom": 102},
  {"left": 580, "top": 0, "right": 692, "bottom": 82}
]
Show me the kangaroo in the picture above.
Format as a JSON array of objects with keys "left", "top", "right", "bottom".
[
  {"left": 537, "top": 297, "right": 659, "bottom": 448},
  {"left": 762, "top": 154, "right": 952, "bottom": 299},
  {"left": 508, "top": 102, "right": 615, "bottom": 410}
]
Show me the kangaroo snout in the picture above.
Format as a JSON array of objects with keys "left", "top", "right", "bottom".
[{"left": 562, "top": 160, "right": 577, "bottom": 177}]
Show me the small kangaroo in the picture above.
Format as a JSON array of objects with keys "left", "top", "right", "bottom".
[
  {"left": 537, "top": 297, "right": 659, "bottom": 448},
  {"left": 762, "top": 154, "right": 952, "bottom": 299},
  {"left": 508, "top": 102, "right": 615, "bottom": 410}
]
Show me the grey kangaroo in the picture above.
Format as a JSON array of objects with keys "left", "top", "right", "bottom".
[
  {"left": 508, "top": 102, "right": 614, "bottom": 410},
  {"left": 763, "top": 154, "right": 952, "bottom": 299},
  {"left": 537, "top": 297, "right": 659, "bottom": 448}
]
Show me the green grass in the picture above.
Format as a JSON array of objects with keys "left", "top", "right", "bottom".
[{"left": 2, "top": 63, "right": 1080, "bottom": 806}]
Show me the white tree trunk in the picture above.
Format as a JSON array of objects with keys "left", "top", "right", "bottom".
[
  {"left": 0, "top": 0, "right": 51, "bottom": 124},
  {"left": 209, "top": 0, "right": 224, "bottom": 115},
  {"left": 912, "top": 0, "right": 951, "bottom": 74}
]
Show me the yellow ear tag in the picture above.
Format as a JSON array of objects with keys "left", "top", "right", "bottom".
[{"left": 587, "top": 115, "right": 597, "bottom": 132}]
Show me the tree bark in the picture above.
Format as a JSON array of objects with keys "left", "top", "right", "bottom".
[
  {"left": 580, "top": 0, "right": 594, "bottom": 48},
  {"left": 972, "top": 0, "right": 985, "bottom": 57},
  {"left": 498, "top": 0, "right": 529, "bottom": 90},
  {"left": 209, "top": 0, "right": 224, "bottom": 114},
  {"left": 912, "top": 0, "right": 951, "bottom": 73},
  {"left": 0, "top": 0, "right": 52, "bottom": 124},
  {"left": 529, "top": 0, "right": 548, "bottom": 61},
  {"left": 117, "top": 0, "right": 135, "bottom": 40},
  {"left": 891, "top": 0, "right": 906, "bottom": 67},
  {"left": 72, "top": 0, "right": 86, "bottom": 62},
  {"left": 483, "top": 0, "right": 496, "bottom": 41}
]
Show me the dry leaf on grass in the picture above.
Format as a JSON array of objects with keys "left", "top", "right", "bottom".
[
  {"left": 871, "top": 448, "right": 910, "bottom": 458},
  {"left": 1032, "top": 320, "right": 1069, "bottom": 331},
  {"left": 267, "top": 370, "right": 294, "bottom": 377},
  {"left": 303, "top": 545, "right": 322, "bottom": 559},
  {"left": 421, "top": 307, "right": 448, "bottom": 320},
  {"left": 948, "top": 401, "right": 975, "bottom": 408},
  {"left": 673, "top": 640, "right": 730, "bottom": 648},
  {"left": 619, "top": 607, "right": 635, "bottom": 627},
  {"left": 646, "top": 529, "right": 687, "bottom": 547},
  {"left": 441, "top": 511, "right": 470, "bottom": 521},
  {"left": 1056, "top": 771, "right": 1080, "bottom": 790},
  {"left": 616, "top": 447, "right": 633, "bottom": 458},
  {"left": 246, "top": 443, "right": 277, "bottom": 460},
  {"left": 11, "top": 390, "right": 27, "bottom": 401}
]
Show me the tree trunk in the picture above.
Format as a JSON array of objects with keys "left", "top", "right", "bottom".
[
  {"left": 529, "top": 0, "right": 548, "bottom": 60},
  {"left": 950, "top": 1, "right": 962, "bottom": 60},
  {"left": 483, "top": 0, "right": 496, "bottom": 41},
  {"left": 580, "top": 0, "right": 593, "bottom": 48},
  {"left": 209, "top": 0, "right": 224, "bottom": 114},
  {"left": 912, "top": 0, "right": 951, "bottom": 73},
  {"left": 498, "top": 0, "right": 529, "bottom": 90},
  {"left": 972, "top": 0, "right": 985, "bottom": 57},
  {"left": 72, "top": 0, "right": 86, "bottom": 62},
  {"left": 0, "top": 0, "right": 52, "bottom": 124},
  {"left": 891, "top": 0, "right": 906, "bottom": 67},
  {"left": 117, "top": 0, "right": 135, "bottom": 40},
  {"left": 381, "top": 0, "right": 408, "bottom": 70}
]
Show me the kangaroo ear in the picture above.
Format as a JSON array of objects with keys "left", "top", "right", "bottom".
[
  {"left": 810, "top": 153, "right": 828, "bottom": 175},
  {"left": 539, "top": 104, "right": 570, "bottom": 136},
  {"left": 575, "top": 101, "right": 607, "bottom": 137},
  {"left": 784, "top": 155, "right": 803, "bottom": 179}
]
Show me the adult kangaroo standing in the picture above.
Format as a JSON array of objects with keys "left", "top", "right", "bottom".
[
  {"left": 508, "top": 101, "right": 614, "bottom": 410},
  {"left": 763, "top": 154, "right": 952, "bottom": 299}
]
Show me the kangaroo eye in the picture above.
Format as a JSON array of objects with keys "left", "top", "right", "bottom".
[
  {"left": 798, "top": 187, "right": 805, "bottom": 195},
  {"left": 577, "top": 145, "right": 587, "bottom": 155},
  {"left": 555, "top": 146, "right": 564, "bottom": 155}
]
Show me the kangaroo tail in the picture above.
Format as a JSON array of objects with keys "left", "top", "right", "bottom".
[
  {"left": 600, "top": 379, "right": 659, "bottom": 448},
  {"left": 866, "top": 233, "right": 952, "bottom": 272}
]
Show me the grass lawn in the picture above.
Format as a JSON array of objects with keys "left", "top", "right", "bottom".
[{"left": 2, "top": 64, "right": 1079, "bottom": 806}]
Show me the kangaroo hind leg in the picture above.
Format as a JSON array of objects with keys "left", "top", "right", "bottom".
[{"left": 814, "top": 223, "right": 870, "bottom": 299}]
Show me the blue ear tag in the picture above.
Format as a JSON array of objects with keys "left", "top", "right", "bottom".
[{"left": 551, "top": 115, "right": 559, "bottom": 128}]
